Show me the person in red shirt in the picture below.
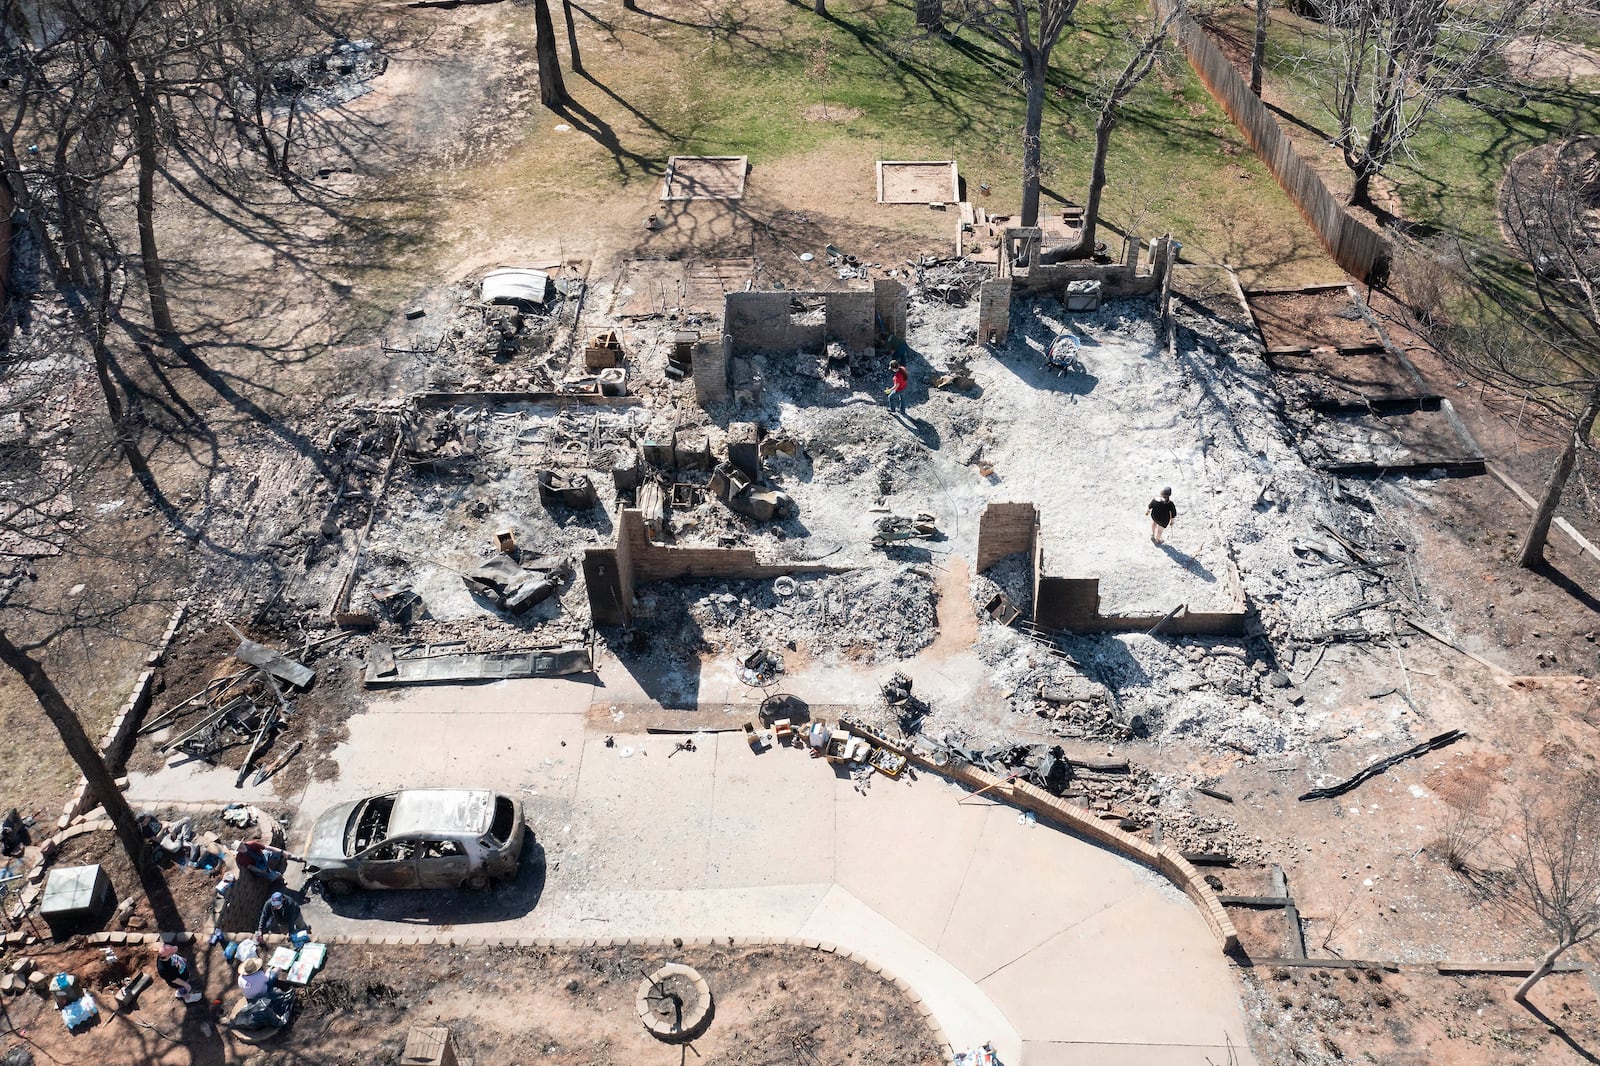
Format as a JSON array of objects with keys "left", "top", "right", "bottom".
[
  {"left": 886, "top": 360, "right": 909, "bottom": 415},
  {"left": 235, "top": 839, "right": 302, "bottom": 883}
]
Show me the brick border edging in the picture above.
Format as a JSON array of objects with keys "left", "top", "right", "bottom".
[
  {"left": 955, "top": 763, "right": 1239, "bottom": 953},
  {"left": 842, "top": 719, "right": 1241, "bottom": 954},
  {"left": 59, "top": 603, "right": 189, "bottom": 827},
  {"left": 0, "top": 929, "right": 958, "bottom": 1063}
]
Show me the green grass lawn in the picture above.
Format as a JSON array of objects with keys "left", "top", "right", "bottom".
[
  {"left": 363, "top": 0, "right": 1332, "bottom": 286},
  {"left": 1210, "top": 3, "right": 1600, "bottom": 245}
]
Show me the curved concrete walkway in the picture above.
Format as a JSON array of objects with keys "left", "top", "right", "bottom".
[{"left": 130, "top": 675, "right": 1257, "bottom": 1065}]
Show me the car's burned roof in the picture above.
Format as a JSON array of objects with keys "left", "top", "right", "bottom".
[{"left": 385, "top": 789, "right": 494, "bottom": 837}]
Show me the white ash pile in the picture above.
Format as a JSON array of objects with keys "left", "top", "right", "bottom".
[
  {"left": 1167, "top": 269, "right": 1412, "bottom": 647},
  {"left": 972, "top": 624, "right": 1132, "bottom": 742},
  {"left": 969, "top": 553, "right": 1033, "bottom": 618},
  {"left": 396, "top": 277, "right": 582, "bottom": 394},
  {"left": 635, "top": 566, "right": 938, "bottom": 662},
  {"left": 969, "top": 610, "right": 1317, "bottom": 755}
]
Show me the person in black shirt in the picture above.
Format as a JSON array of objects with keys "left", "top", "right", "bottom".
[
  {"left": 155, "top": 942, "right": 202, "bottom": 1003},
  {"left": 1147, "top": 486, "right": 1177, "bottom": 544},
  {"left": 257, "top": 891, "right": 308, "bottom": 939}
]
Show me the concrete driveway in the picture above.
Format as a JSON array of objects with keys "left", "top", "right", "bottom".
[{"left": 142, "top": 668, "right": 1254, "bottom": 1066}]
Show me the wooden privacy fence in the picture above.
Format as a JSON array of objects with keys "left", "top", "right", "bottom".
[{"left": 1156, "top": 0, "right": 1390, "bottom": 282}]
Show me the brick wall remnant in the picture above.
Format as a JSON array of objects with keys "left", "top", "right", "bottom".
[
  {"left": 1034, "top": 576, "right": 1101, "bottom": 631},
  {"left": 873, "top": 278, "right": 909, "bottom": 343},
  {"left": 1001, "top": 232, "right": 1179, "bottom": 299},
  {"left": 692, "top": 335, "right": 730, "bottom": 406},
  {"left": 977, "top": 279, "right": 1012, "bottom": 345},
  {"left": 1027, "top": 543, "right": 1249, "bottom": 636},
  {"left": 583, "top": 510, "right": 850, "bottom": 625},
  {"left": 725, "top": 286, "right": 878, "bottom": 357},
  {"left": 975, "top": 502, "right": 1037, "bottom": 571}
]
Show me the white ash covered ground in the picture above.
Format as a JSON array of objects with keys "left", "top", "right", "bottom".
[
  {"left": 900, "top": 273, "right": 1429, "bottom": 763},
  {"left": 629, "top": 564, "right": 939, "bottom": 665},
  {"left": 355, "top": 400, "right": 632, "bottom": 646},
  {"left": 725, "top": 291, "right": 1387, "bottom": 628}
]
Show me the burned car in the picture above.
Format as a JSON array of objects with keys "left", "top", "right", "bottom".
[{"left": 303, "top": 789, "right": 525, "bottom": 894}]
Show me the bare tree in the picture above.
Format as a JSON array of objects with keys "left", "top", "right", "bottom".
[
  {"left": 1048, "top": 12, "right": 1175, "bottom": 262},
  {"left": 5, "top": 0, "right": 365, "bottom": 341},
  {"left": 916, "top": 0, "right": 944, "bottom": 30},
  {"left": 562, "top": 0, "right": 584, "bottom": 77},
  {"left": 1445, "top": 138, "right": 1600, "bottom": 568},
  {"left": 1250, "top": 0, "right": 1268, "bottom": 96},
  {"left": 0, "top": 0, "right": 151, "bottom": 477},
  {"left": 0, "top": 629, "right": 183, "bottom": 931},
  {"left": 1489, "top": 775, "right": 1600, "bottom": 1002},
  {"left": 1308, "top": 0, "right": 1535, "bottom": 210},
  {"left": 949, "top": 0, "right": 1084, "bottom": 227},
  {"left": 533, "top": 0, "right": 571, "bottom": 109}
]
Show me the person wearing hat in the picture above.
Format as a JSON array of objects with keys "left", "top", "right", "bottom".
[
  {"left": 237, "top": 956, "right": 275, "bottom": 1001},
  {"left": 156, "top": 943, "right": 202, "bottom": 1003},
  {"left": 256, "top": 891, "right": 308, "bottom": 939},
  {"left": 1146, "top": 486, "right": 1177, "bottom": 544}
]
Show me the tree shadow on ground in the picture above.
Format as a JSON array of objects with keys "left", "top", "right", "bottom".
[
  {"left": 596, "top": 613, "right": 706, "bottom": 711},
  {"left": 1533, "top": 558, "right": 1600, "bottom": 614},
  {"left": 1522, "top": 1000, "right": 1600, "bottom": 1065}
]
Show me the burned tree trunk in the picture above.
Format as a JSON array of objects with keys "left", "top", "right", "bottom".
[
  {"left": 1518, "top": 389, "right": 1600, "bottom": 569},
  {"left": 1250, "top": 0, "right": 1268, "bottom": 96},
  {"left": 562, "top": 0, "right": 584, "bottom": 76},
  {"left": 1067, "top": 110, "right": 1116, "bottom": 259},
  {"left": 0, "top": 630, "right": 181, "bottom": 931},
  {"left": 534, "top": 0, "right": 571, "bottom": 109},
  {"left": 121, "top": 62, "right": 177, "bottom": 339},
  {"left": 1019, "top": 48, "right": 1048, "bottom": 228},
  {"left": 1515, "top": 942, "right": 1569, "bottom": 1003},
  {"left": 1051, "top": 16, "right": 1171, "bottom": 261}
]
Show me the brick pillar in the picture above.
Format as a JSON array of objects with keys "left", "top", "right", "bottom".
[
  {"left": 693, "top": 334, "right": 730, "bottom": 406},
  {"left": 874, "top": 278, "right": 908, "bottom": 346},
  {"left": 978, "top": 278, "right": 1012, "bottom": 345}
]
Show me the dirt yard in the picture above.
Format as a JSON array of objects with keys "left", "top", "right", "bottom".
[
  {"left": 1240, "top": 966, "right": 1600, "bottom": 1066},
  {"left": 1246, "top": 288, "right": 1384, "bottom": 351},
  {"left": 47, "top": 828, "right": 224, "bottom": 937},
  {"left": 0, "top": 942, "right": 941, "bottom": 1066}
]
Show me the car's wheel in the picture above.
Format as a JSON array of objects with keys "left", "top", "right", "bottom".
[
  {"left": 464, "top": 873, "right": 490, "bottom": 891},
  {"left": 320, "top": 877, "right": 355, "bottom": 898}
]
